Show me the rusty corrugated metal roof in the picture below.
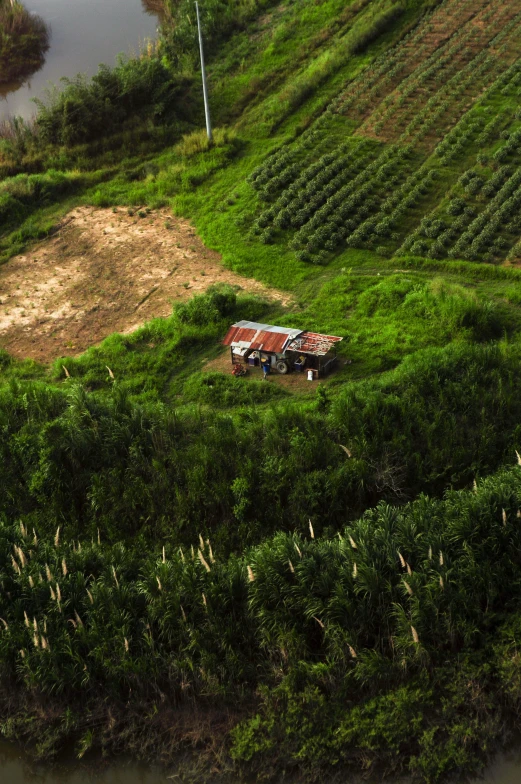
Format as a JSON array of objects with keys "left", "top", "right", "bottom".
[
  {"left": 250, "top": 331, "right": 291, "bottom": 353},
  {"left": 223, "top": 322, "right": 302, "bottom": 354},
  {"left": 223, "top": 322, "right": 343, "bottom": 356},
  {"left": 222, "top": 325, "right": 257, "bottom": 346},
  {"left": 287, "top": 331, "right": 343, "bottom": 356}
]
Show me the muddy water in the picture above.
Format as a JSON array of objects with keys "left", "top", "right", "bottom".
[
  {"left": 3, "top": 737, "right": 521, "bottom": 784},
  {"left": 0, "top": 740, "right": 171, "bottom": 782},
  {"left": 482, "top": 749, "right": 521, "bottom": 783},
  {"left": 0, "top": 0, "right": 160, "bottom": 122}
]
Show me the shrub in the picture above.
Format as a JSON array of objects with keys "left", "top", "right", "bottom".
[
  {"left": 176, "top": 127, "right": 238, "bottom": 157},
  {"left": 183, "top": 372, "right": 286, "bottom": 406},
  {"left": 34, "top": 57, "right": 190, "bottom": 146},
  {"left": 174, "top": 285, "right": 237, "bottom": 326}
]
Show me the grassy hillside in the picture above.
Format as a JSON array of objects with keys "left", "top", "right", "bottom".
[{"left": 2, "top": 0, "right": 521, "bottom": 780}]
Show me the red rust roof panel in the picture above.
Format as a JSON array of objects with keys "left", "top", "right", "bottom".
[
  {"left": 223, "top": 323, "right": 342, "bottom": 356},
  {"left": 223, "top": 326, "right": 293, "bottom": 353},
  {"left": 287, "top": 331, "right": 343, "bottom": 356},
  {"left": 249, "top": 331, "right": 290, "bottom": 353},
  {"left": 222, "top": 326, "right": 257, "bottom": 346}
]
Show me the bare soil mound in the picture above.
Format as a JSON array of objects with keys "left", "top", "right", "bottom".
[{"left": 0, "top": 207, "right": 290, "bottom": 363}]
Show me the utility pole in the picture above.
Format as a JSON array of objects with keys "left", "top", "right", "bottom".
[{"left": 195, "top": 2, "right": 212, "bottom": 142}]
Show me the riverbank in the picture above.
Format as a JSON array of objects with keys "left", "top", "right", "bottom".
[{"left": 0, "top": 0, "right": 50, "bottom": 84}]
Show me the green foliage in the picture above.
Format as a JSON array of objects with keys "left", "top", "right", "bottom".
[
  {"left": 33, "top": 57, "right": 191, "bottom": 146},
  {"left": 47, "top": 287, "right": 269, "bottom": 403},
  {"left": 1, "top": 341, "right": 521, "bottom": 551},
  {"left": 0, "top": 466, "right": 519, "bottom": 778},
  {"left": 0, "top": 170, "right": 83, "bottom": 228},
  {"left": 174, "top": 283, "right": 238, "bottom": 326},
  {"left": 3, "top": 0, "right": 521, "bottom": 777},
  {"left": 176, "top": 127, "right": 238, "bottom": 157},
  {"left": 356, "top": 276, "right": 503, "bottom": 341},
  {"left": 160, "top": 0, "right": 279, "bottom": 68},
  {"left": 183, "top": 371, "right": 287, "bottom": 406}
]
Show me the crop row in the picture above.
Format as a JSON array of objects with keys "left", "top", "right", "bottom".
[
  {"left": 434, "top": 114, "right": 485, "bottom": 164},
  {"left": 287, "top": 145, "right": 411, "bottom": 255},
  {"left": 245, "top": 0, "right": 521, "bottom": 265},
  {"left": 394, "top": 51, "right": 491, "bottom": 146},
  {"left": 336, "top": 0, "right": 486, "bottom": 117},
  {"left": 251, "top": 140, "right": 375, "bottom": 230},
  {"left": 400, "top": 157, "right": 521, "bottom": 262},
  {"left": 449, "top": 168, "right": 521, "bottom": 259},
  {"left": 246, "top": 116, "right": 334, "bottom": 195},
  {"left": 361, "top": 3, "right": 521, "bottom": 146}
]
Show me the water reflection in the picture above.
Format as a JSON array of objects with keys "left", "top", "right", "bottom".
[
  {"left": 141, "top": 0, "right": 165, "bottom": 16},
  {"left": 3, "top": 734, "right": 521, "bottom": 784},
  {"left": 0, "top": 15, "right": 50, "bottom": 99},
  {"left": 0, "top": 740, "right": 171, "bottom": 783},
  {"left": 0, "top": 0, "right": 160, "bottom": 121},
  {"left": 0, "top": 77, "right": 26, "bottom": 100}
]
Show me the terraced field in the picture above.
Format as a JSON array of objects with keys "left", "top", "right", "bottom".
[{"left": 249, "top": 0, "right": 521, "bottom": 265}]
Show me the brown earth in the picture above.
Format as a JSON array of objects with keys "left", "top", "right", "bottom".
[
  {"left": 203, "top": 349, "right": 314, "bottom": 392},
  {"left": 0, "top": 207, "right": 291, "bottom": 363},
  {"left": 203, "top": 349, "right": 349, "bottom": 392}
]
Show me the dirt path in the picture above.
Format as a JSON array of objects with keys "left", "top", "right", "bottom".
[
  {"left": 0, "top": 207, "right": 291, "bottom": 363},
  {"left": 203, "top": 349, "right": 320, "bottom": 392}
]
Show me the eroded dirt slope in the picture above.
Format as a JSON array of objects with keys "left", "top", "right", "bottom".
[{"left": 0, "top": 207, "right": 290, "bottom": 363}]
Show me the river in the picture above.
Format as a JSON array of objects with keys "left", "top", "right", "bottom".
[
  {"left": 0, "top": 0, "right": 161, "bottom": 122},
  {"left": 2, "top": 736, "right": 521, "bottom": 784},
  {"left": 0, "top": 739, "right": 171, "bottom": 783}
]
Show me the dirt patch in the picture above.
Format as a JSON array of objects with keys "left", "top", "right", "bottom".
[
  {"left": 0, "top": 207, "right": 291, "bottom": 363},
  {"left": 203, "top": 349, "right": 325, "bottom": 393}
]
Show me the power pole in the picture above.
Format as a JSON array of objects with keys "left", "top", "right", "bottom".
[{"left": 195, "top": 2, "right": 212, "bottom": 142}]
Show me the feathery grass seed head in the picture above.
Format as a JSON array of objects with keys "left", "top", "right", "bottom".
[{"left": 198, "top": 549, "right": 211, "bottom": 572}]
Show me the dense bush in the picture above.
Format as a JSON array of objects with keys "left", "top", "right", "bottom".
[
  {"left": 160, "top": 0, "right": 279, "bottom": 67},
  {"left": 0, "top": 170, "right": 83, "bottom": 226},
  {"left": 1, "top": 466, "right": 521, "bottom": 779},
  {"left": 34, "top": 57, "right": 191, "bottom": 146},
  {"left": 183, "top": 371, "right": 287, "bottom": 406},
  {"left": 174, "top": 284, "right": 238, "bottom": 326},
  {"left": 1, "top": 342, "right": 520, "bottom": 552}
]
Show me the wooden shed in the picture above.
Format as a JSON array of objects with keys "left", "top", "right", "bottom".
[{"left": 222, "top": 321, "right": 343, "bottom": 378}]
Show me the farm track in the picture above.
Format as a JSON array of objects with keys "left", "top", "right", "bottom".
[
  {"left": 247, "top": 0, "right": 521, "bottom": 266},
  {"left": 350, "top": 0, "right": 521, "bottom": 147}
]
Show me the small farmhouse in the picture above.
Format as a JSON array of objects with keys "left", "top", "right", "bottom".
[{"left": 222, "top": 320, "right": 343, "bottom": 378}]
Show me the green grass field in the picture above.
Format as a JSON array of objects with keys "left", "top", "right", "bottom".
[{"left": 3, "top": 0, "right": 521, "bottom": 780}]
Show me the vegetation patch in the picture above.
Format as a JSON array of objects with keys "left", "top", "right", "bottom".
[
  {"left": 0, "top": 466, "right": 521, "bottom": 781},
  {"left": 3, "top": 0, "right": 521, "bottom": 780},
  {"left": 0, "top": 0, "right": 49, "bottom": 84}
]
